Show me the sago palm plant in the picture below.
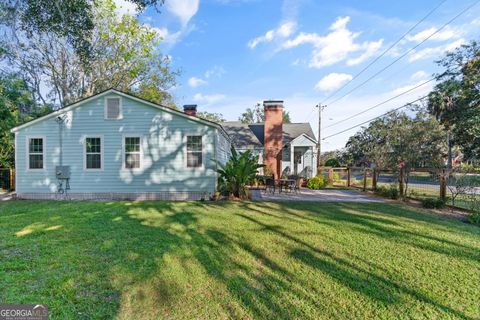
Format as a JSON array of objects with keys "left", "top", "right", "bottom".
[{"left": 216, "top": 146, "right": 264, "bottom": 199}]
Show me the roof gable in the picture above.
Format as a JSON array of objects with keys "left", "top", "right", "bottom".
[
  {"left": 11, "top": 89, "right": 229, "bottom": 138},
  {"left": 221, "top": 121, "right": 316, "bottom": 148}
]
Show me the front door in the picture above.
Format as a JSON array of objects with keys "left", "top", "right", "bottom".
[{"left": 294, "top": 151, "right": 302, "bottom": 175}]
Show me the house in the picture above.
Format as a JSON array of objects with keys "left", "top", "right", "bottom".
[
  {"left": 222, "top": 100, "right": 318, "bottom": 179},
  {"left": 11, "top": 90, "right": 317, "bottom": 200},
  {"left": 11, "top": 89, "right": 231, "bottom": 200}
]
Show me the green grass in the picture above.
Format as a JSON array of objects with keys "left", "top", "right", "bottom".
[{"left": 1, "top": 200, "right": 479, "bottom": 319}]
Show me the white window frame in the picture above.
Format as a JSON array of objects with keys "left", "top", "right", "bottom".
[
  {"left": 83, "top": 135, "right": 104, "bottom": 171},
  {"left": 104, "top": 96, "right": 123, "bottom": 120},
  {"left": 26, "top": 135, "right": 46, "bottom": 171},
  {"left": 185, "top": 135, "right": 204, "bottom": 169},
  {"left": 122, "top": 134, "right": 143, "bottom": 170}
]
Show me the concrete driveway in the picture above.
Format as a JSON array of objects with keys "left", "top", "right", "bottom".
[{"left": 252, "top": 188, "right": 383, "bottom": 202}]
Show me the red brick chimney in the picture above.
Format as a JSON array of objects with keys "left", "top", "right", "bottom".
[
  {"left": 263, "top": 100, "right": 283, "bottom": 179},
  {"left": 183, "top": 104, "right": 197, "bottom": 116}
]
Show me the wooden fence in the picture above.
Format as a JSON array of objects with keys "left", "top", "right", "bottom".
[{"left": 318, "top": 166, "right": 479, "bottom": 210}]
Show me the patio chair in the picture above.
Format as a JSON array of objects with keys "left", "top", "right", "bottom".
[
  {"left": 294, "top": 176, "right": 303, "bottom": 193},
  {"left": 265, "top": 177, "right": 276, "bottom": 194}
]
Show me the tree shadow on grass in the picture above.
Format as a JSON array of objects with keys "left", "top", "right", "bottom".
[
  {"left": 2, "top": 200, "right": 479, "bottom": 319},
  {"left": 235, "top": 211, "right": 477, "bottom": 320},
  {"left": 247, "top": 201, "right": 480, "bottom": 263}
]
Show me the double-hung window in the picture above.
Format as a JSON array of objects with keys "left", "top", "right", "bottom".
[
  {"left": 27, "top": 137, "right": 44, "bottom": 169},
  {"left": 186, "top": 136, "right": 202, "bottom": 168},
  {"left": 124, "top": 136, "right": 141, "bottom": 169},
  {"left": 85, "top": 137, "right": 102, "bottom": 170}
]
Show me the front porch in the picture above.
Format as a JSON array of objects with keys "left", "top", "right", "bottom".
[{"left": 281, "top": 133, "right": 318, "bottom": 178}]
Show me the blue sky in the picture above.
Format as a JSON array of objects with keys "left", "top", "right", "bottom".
[{"left": 116, "top": 0, "right": 480, "bottom": 151}]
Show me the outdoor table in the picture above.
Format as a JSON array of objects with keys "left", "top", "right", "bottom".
[{"left": 276, "top": 179, "right": 296, "bottom": 193}]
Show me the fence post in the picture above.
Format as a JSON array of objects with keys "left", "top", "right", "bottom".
[
  {"left": 363, "top": 169, "right": 367, "bottom": 191},
  {"left": 399, "top": 167, "right": 404, "bottom": 198},
  {"left": 372, "top": 169, "right": 377, "bottom": 190},
  {"left": 328, "top": 167, "right": 334, "bottom": 184},
  {"left": 347, "top": 167, "right": 351, "bottom": 187},
  {"left": 440, "top": 169, "right": 447, "bottom": 202}
]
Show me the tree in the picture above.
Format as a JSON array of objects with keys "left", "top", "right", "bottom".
[
  {"left": 344, "top": 108, "right": 447, "bottom": 195},
  {"left": 324, "top": 159, "right": 340, "bottom": 167},
  {"left": 197, "top": 111, "right": 226, "bottom": 123},
  {"left": 0, "top": 0, "right": 164, "bottom": 60},
  {"left": 0, "top": 73, "right": 51, "bottom": 168},
  {"left": 428, "top": 41, "right": 480, "bottom": 161},
  {"left": 239, "top": 103, "right": 291, "bottom": 124},
  {"left": 1, "top": 0, "right": 177, "bottom": 108}
]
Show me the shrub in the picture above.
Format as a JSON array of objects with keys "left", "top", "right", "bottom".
[
  {"left": 324, "top": 159, "right": 340, "bottom": 167},
  {"left": 468, "top": 211, "right": 480, "bottom": 226},
  {"left": 374, "top": 185, "right": 399, "bottom": 199},
  {"left": 332, "top": 172, "right": 341, "bottom": 182},
  {"left": 307, "top": 176, "right": 328, "bottom": 189},
  {"left": 469, "top": 197, "right": 480, "bottom": 226},
  {"left": 421, "top": 198, "right": 446, "bottom": 209},
  {"left": 216, "top": 146, "right": 264, "bottom": 199}
]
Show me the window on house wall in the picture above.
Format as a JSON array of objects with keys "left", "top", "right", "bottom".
[
  {"left": 105, "top": 97, "right": 122, "bottom": 119},
  {"left": 187, "top": 136, "right": 202, "bottom": 167},
  {"left": 125, "top": 137, "right": 141, "bottom": 169},
  {"left": 85, "top": 137, "right": 102, "bottom": 169},
  {"left": 28, "top": 137, "right": 44, "bottom": 169}
]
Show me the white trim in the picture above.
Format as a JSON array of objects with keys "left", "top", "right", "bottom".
[
  {"left": 82, "top": 135, "right": 104, "bottom": 171},
  {"left": 25, "top": 135, "right": 46, "bottom": 171},
  {"left": 184, "top": 134, "right": 204, "bottom": 169},
  {"left": 11, "top": 91, "right": 113, "bottom": 133},
  {"left": 104, "top": 96, "right": 123, "bottom": 120},
  {"left": 122, "top": 134, "right": 143, "bottom": 170},
  {"left": 289, "top": 133, "right": 317, "bottom": 146},
  {"left": 11, "top": 89, "right": 230, "bottom": 139}
]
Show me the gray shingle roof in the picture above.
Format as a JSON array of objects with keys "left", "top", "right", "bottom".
[{"left": 221, "top": 121, "right": 316, "bottom": 149}]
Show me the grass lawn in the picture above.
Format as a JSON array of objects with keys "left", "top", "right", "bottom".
[{"left": 1, "top": 200, "right": 479, "bottom": 319}]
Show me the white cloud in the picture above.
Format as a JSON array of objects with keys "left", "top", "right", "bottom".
[
  {"left": 406, "top": 26, "right": 458, "bottom": 43},
  {"left": 113, "top": 0, "right": 138, "bottom": 16},
  {"left": 346, "top": 39, "right": 383, "bottom": 66},
  {"left": 204, "top": 66, "right": 226, "bottom": 79},
  {"left": 193, "top": 93, "right": 226, "bottom": 104},
  {"left": 390, "top": 80, "right": 433, "bottom": 95},
  {"left": 315, "top": 73, "right": 353, "bottom": 92},
  {"left": 248, "top": 21, "right": 297, "bottom": 49},
  {"left": 410, "top": 70, "right": 428, "bottom": 81},
  {"left": 281, "top": 16, "right": 383, "bottom": 68},
  {"left": 165, "top": 0, "right": 200, "bottom": 26},
  {"left": 149, "top": 26, "right": 183, "bottom": 45},
  {"left": 188, "top": 77, "right": 207, "bottom": 88},
  {"left": 409, "top": 39, "right": 465, "bottom": 62}
]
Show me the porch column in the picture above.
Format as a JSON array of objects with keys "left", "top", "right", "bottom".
[
  {"left": 290, "top": 144, "right": 294, "bottom": 175},
  {"left": 311, "top": 146, "right": 317, "bottom": 177}
]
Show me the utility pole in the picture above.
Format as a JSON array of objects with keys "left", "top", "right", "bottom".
[{"left": 316, "top": 104, "right": 326, "bottom": 168}]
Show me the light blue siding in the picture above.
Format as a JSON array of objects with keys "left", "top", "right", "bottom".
[{"left": 15, "top": 94, "right": 224, "bottom": 196}]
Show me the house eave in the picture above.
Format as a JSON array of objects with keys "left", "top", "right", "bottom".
[{"left": 10, "top": 89, "right": 231, "bottom": 140}]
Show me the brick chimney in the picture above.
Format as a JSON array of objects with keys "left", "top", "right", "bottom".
[
  {"left": 263, "top": 100, "right": 283, "bottom": 179},
  {"left": 183, "top": 104, "right": 197, "bottom": 116}
]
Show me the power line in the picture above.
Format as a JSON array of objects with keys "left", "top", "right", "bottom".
[
  {"left": 324, "top": 77, "right": 435, "bottom": 129},
  {"left": 325, "top": 0, "right": 479, "bottom": 107},
  {"left": 322, "top": 95, "right": 428, "bottom": 140},
  {"left": 320, "top": 0, "right": 447, "bottom": 106}
]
